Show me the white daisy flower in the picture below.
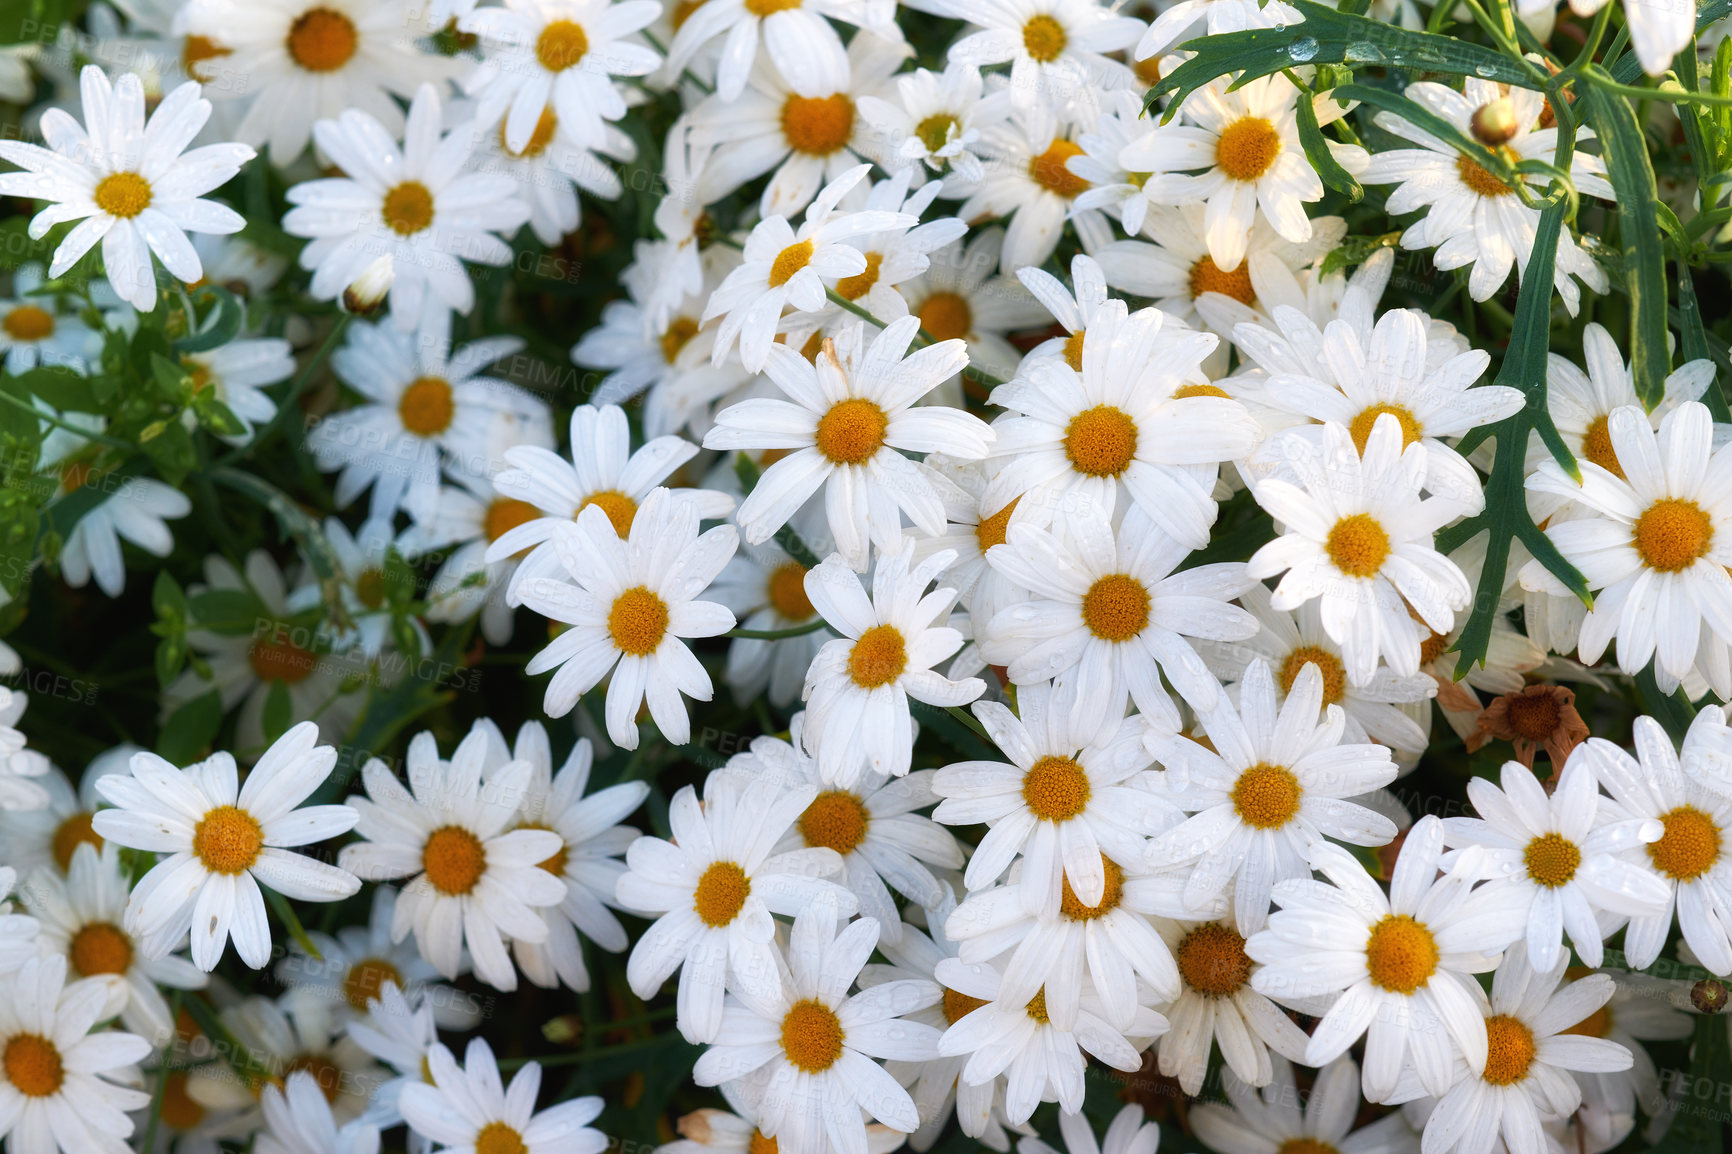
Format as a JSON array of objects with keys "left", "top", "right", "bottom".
[
  {"left": 708, "top": 535, "right": 833, "bottom": 708},
  {"left": 22, "top": 842, "right": 207, "bottom": 1046},
  {"left": 0, "top": 953, "right": 152, "bottom": 1154},
  {"left": 1020, "top": 1103, "right": 1160, "bottom": 1154},
  {"left": 282, "top": 84, "right": 529, "bottom": 334},
  {"left": 982, "top": 503, "right": 1258, "bottom": 741},
  {"left": 1522, "top": 402, "right": 1732, "bottom": 691},
  {"left": 942, "top": 0, "right": 1141, "bottom": 110},
  {"left": 800, "top": 544, "right": 985, "bottom": 786},
  {"left": 691, "top": 901, "right": 939, "bottom": 1154},
  {"left": 48, "top": 450, "right": 192, "bottom": 600},
  {"left": 932, "top": 678, "right": 1169, "bottom": 914},
  {"left": 895, "top": 230, "right": 1048, "bottom": 385},
  {"left": 957, "top": 101, "right": 1109, "bottom": 274},
  {"left": 1249, "top": 819, "right": 1529, "bottom": 1103},
  {"left": 90, "top": 721, "right": 360, "bottom": 971},
  {"left": 0, "top": 867, "right": 37, "bottom": 972},
  {"left": 817, "top": 169, "right": 967, "bottom": 323},
  {"left": 983, "top": 300, "right": 1259, "bottom": 549},
  {"left": 1360, "top": 79, "right": 1612, "bottom": 313},
  {"left": 614, "top": 767, "right": 856, "bottom": 1043},
  {"left": 464, "top": 106, "right": 636, "bottom": 248},
  {"left": 0, "top": 66, "right": 253, "bottom": 311},
  {"left": 179, "top": 333, "right": 295, "bottom": 445},
  {"left": 0, "top": 689, "right": 49, "bottom": 813},
  {"left": 1246, "top": 415, "right": 1475, "bottom": 686},
  {"left": 1013, "top": 252, "right": 1116, "bottom": 373},
  {"left": 345, "top": 980, "right": 441, "bottom": 1137},
  {"left": 0, "top": 265, "right": 99, "bottom": 373},
  {"left": 1136, "top": 0, "right": 1299, "bottom": 60},
  {"left": 336, "top": 724, "right": 569, "bottom": 990},
  {"left": 293, "top": 516, "right": 424, "bottom": 659},
  {"left": 1441, "top": 754, "right": 1669, "bottom": 972},
  {"left": 857, "top": 61, "right": 1006, "bottom": 186},
  {"left": 1190, "top": 1056, "right": 1419, "bottom": 1154},
  {"left": 1562, "top": 962, "right": 1693, "bottom": 1139},
  {"left": 397, "top": 470, "right": 538, "bottom": 647},
  {"left": 400, "top": 1037, "right": 606, "bottom": 1154},
  {"left": 485, "top": 403, "right": 735, "bottom": 605},
  {"left": 0, "top": 759, "right": 113, "bottom": 875},
  {"left": 256, "top": 1071, "right": 380, "bottom": 1154},
  {"left": 1144, "top": 658, "right": 1401, "bottom": 934},
  {"left": 186, "top": 994, "right": 387, "bottom": 1125},
  {"left": 176, "top": 0, "right": 458, "bottom": 166},
  {"left": 1120, "top": 71, "right": 1367, "bottom": 271},
  {"left": 516, "top": 487, "right": 738, "bottom": 746},
  {"left": 664, "top": 0, "right": 885, "bottom": 103}
]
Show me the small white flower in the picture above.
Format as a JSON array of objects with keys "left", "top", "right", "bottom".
[
  {"left": 256, "top": 1071, "right": 381, "bottom": 1154},
  {"left": 943, "top": 0, "right": 1142, "bottom": 110},
  {"left": 1189, "top": 1056, "right": 1419, "bottom": 1154},
  {"left": 400, "top": 1037, "right": 606, "bottom": 1154}
]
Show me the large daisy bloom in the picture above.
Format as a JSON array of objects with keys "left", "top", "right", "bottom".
[
  {"left": 1439, "top": 754, "right": 1668, "bottom": 972},
  {"left": 336, "top": 724, "right": 568, "bottom": 991},
  {"left": 614, "top": 768, "right": 856, "bottom": 1044},
  {"left": 1144, "top": 658, "right": 1400, "bottom": 935},
  {"left": 0, "top": 953, "right": 152, "bottom": 1154},
  {"left": 1190, "top": 1056, "right": 1419, "bottom": 1154},
  {"left": 516, "top": 487, "right": 738, "bottom": 747},
  {"left": 1247, "top": 817, "right": 1527, "bottom": 1103},
  {"left": 1522, "top": 402, "right": 1732, "bottom": 691},
  {"left": 0, "top": 66, "right": 253, "bottom": 311},
  {"left": 1246, "top": 415, "right": 1474, "bottom": 685},
  {"left": 705, "top": 316, "right": 988, "bottom": 571},
  {"left": 400, "top": 1037, "right": 606, "bottom": 1154},
  {"left": 800, "top": 545, "right": 985, "bottom": 787},
  {"left": 691, "top": 901, "right": 940, "bottom": 1154},
  {"left": 942, "top": 0, "right": 1141, "bottom": 109},
  {"left": 90, "top": 721, "right": 360, "bottom": 971}
]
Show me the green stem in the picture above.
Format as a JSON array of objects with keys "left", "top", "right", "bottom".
[
  {"left": 725, "top": 618, "right": 828, "bottom": 640},
  {"left": 946, "top": 704, "right": 991, "bottom": 741},
  {"left": 218, "top": 312, "right": 350, "bottom": 465},
  {"left": 0, "top": 389, "right": 132, "bottom": 450}
]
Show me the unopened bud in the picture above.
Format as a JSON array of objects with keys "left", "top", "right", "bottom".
[
  {"left": 1693, "top": 977, "right": 1728, "bottom": 1014},
  {"left": 1470, "top": 99, "right": 1519, "bottom": 146},
  {"left": 541, "top": 1014, "right": 584, "bottom": 1044},
  {"left": 341, "top": 255, "right": 393, "bottom": 317}
]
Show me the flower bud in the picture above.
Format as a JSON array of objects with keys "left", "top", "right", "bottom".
[
  {"left": 341, "top": 254, "right": 393, "bottom": 317},
  {"left": 1693, "top": 977, "right": 1727, "bottom": 1014},
  {"left": 1470, "top": 99, "right": 1519, "bottom": 147}
]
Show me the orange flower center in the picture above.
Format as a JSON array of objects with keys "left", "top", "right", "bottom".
[
  {"left": 94, "top": 172, "right": 152, "bottom": 219},
  {"left": 1231, "top": 763, "right": 1302, "bottom": 829},
  {"left": 192, "top": 806, "right": 264, "bottom": 875},
  {"left": 287, "top": 8, "right": 357, "bottom": 72},
  {"left": 1482, "top": 1013, "right": 1537, "bottom": 1084},
  {"left": 1278, "top": 645, "right": 1347, "bottom": 705},
  {"left": 1325, "top": 513, "right": 1390, "bottom": 578},
  {"left": 693, "top": 860, "right": 751, "bottom": 926},
  {"left": 780, "top": 999, "right": 845, "bottom": 1073},
  {"left": 799, "top": 790, "right": 869, "bottom": 855},
  {"left": 1633, "top": 498, "right": 1713, "bottom": 573},
  {"left": 1081, "top": 573, "right": 1150, "bottom": 642},
  {"left": 579, "top": 489, "right": 638, "bottom": 536},
  {"left": 1456, "top": 153, "right": 1513, "bottom": 198},
  {"left": 918, "top": 292, "right": 972, "bottom": 341},
  {"left": 1064, "top": 404, "right": 1137, "bottom": 476},
  {"left": 1524, "top": 833, "right": 1581, "bottom": 888},
  {"left": 781, "top": 94, "right": 855, "bottom": 155},
  {"left": 2, "top": 1034, "right": 63, "bottom": 1097},
  {"left": 381, "top": 182, "right": 436, "bottom": 236},
  {"left": 769, "top": 239, "right": 814, "bottom": 288},
  {"left": 422, "top": 825, "right": 487, "bottom": 895},
  {"left": 1215, "top": 117, "right": 1281, "bottom": 181},
  {"left": 1349, "top": 403, "right": 1423, "bottom": 453},
  {"left": 608, "top": 586, "right": 670, "bottom": 656},
  {"left": 766, "top": 562, "right": 814, "bottom": 620},
  {"left": 1022, "top": 14, "right": 1067, "bottom": 61},
  {"left": 51, "top": 812, "right": 102, "bottom": 871},
  {"left": 1581, "top": 414, "right": 1624, "bottom": 478},
  {"left": 1648, "top": 806, "right": 1722, "bottom": 880},
  {"left": 249, "top": 637, "right": 316, "bottom": 684},
  {"left": 343, "top": 957, "right": 404, "bottom": 1011},
  {"left": 1364, "top": 913, "right": 1439, "bottom": 994},
  {"left": 535, "top": 20, "right": 590, "bottom": 71},
  {"left": 69, "top": 921, "right": 133, "bottom": 976},
  {"left": 815, "top": 397, "right": 888, "bottom": 465},
  {"left": 847, "top": 624, "right": 907, "bottom": 689},
  {"left": 1188, "top": 256, "right": 1256, "bottom": 304},
  {"left": 1177, "top": 922, "right": 1252, "bottom": 997},
  {"left": 397, "top": 376, "right": 454, "bottom": 436},
  {"left": 1022, "top": 754, "right": 1090, "bottom": 821},
  {"left": 835, "top": 252, "right": 884, "bottom": 301},
  {"left": 1029, "top": 139, "right": 1089, "bottom": 198},
  {"left": 2, "top": 305, "right": 54, "bottom": 341}
]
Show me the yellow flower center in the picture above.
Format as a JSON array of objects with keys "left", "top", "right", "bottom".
[
  {"left": 834, "top": 252, "right": 884, "bottom": 301},
  {"left": 1279, "top": 1142, "right": 1341, "bottom": 1154},
  {"left": 1633, "top": 498, "right": 1714, "bottom": 573},
  {"left": 1278, "top": 645, "right": 1347, "bottom": 705},
  {"left": 1215, "top": 117, "right": 1281, "bottom": 181},
  {"left": 847, "top": 624, "right": 907, "bottom": 689},
  {"left": 69, "top": 921, "right": 133, "bottom": 976},
  {"left": 814, "top": 397, "right": 889, "bottom": 465},
  {"left": 2, "top": 305, "right": 54, "bottom": 341},
  {"left": 1325, "top": 513, "right": 1391, "bottom": 578},
  {"left": 1177, "top": 922, "right": 1252, "bottom": 997},
  {"left": 608, "top": 586, "right": 670, "bottom": 656},
  {"left": 799, "top": 790, "right": 869, "bottom": 855},
  {"left": 476, "top": 1121, "right": 529, "bottom": 1154},
  {"left": 780, "top": 998, "right": 845, "bottom": 1073},
  {"left": 51, "top": 812, "right": 102, "bottom": 872},
  {"left": 518, "top": 822, "right": 570, "bottom": 877},
  {"left": 535, "top": 20, "right": 589, "bottom": 71},
  {"left": 579, "top": 489, "right": 638, "bottom": 537},
  {"left": 397, "top": 376, "right": 454, "bottom": 436},
  {"left": 1174, "top": 383, "right": 1231, "bottom": 399},
  {"left": 1524, "top": 832, "right": 1582, "bottom": 888},
  {"left": 94, "top": 172, "right": 152, "bottom": 219},
  {"left": 160, "top": 1071, "right": 206, "bottom": 1130},
  {"left": 747, "top": 1131, "right": 780, "bottom": 1154},
  {"left": 781, "top": 94, "right": 855, "bottom": 156},
  {"left": 1364, "top": 913, "right": 1439, "bottom": 994},
  {"left": 182, "top": 34, "right": 230, "bottom": 82},
  {"left": 745, "top": 0, "right": 802, "bottom": 12},
  {"left": 484, "top": 498, "right": 540, "bottom": 547},
  {"left": 1061, "top": 329, "right": 1086, "bottom": 372},
  {"left": 1081, "top": 573, "right": 1150, "bottom": 642},
  {"left": 916, "top": 113, "right": 960, "bottom": 154},
  {"left": 501, "top": 107, "right": 560, "bottom": 159},
  {"left": 342, "top": 957, "right": 404, "bottom": 1012},
  {"left": 1349, "top": 403, "right": 1424, "bottom": 453},
  {"left": 1029, "top": 139, "right": 1089, "bottom": 198},
  {"left": 1058, "top": 854, "right": 1124, "bottom": 920},
  {"left": 422, "top": 826, "right": 487, "bottom": 895},
  {"left": 1025, "top": 987, "right": 1051, "bottom": 1023},
  {"left": 2, "top": 1034, "right": 63, "bottom": 1098},
  {"left": 1231, "top": 763, "right": 1303, "bottom": 829},
  {"left": 1188, "top": 255, "right": 1257, "bottom": 305},
  {"left": 381, "top": 181, "right": 435, "bottom": 236},
  {"left": 918, "top": 292, "right": 972, "bottom": 341},
  {"left": 941, "top": 986, "right": 989, "bottom": 1023},
  {"left": 1456, "top": 153, "right": 1513, "bottom": 198},
  {"left": 766, "top": 562, "right": 814, "bottom": 620},
  {"left": 248, "top": 637, "right": 316, "bottom": 684},
  {"left": 976, "top": 496, "right": 1020, "bottom": 553},
  {"left": 1648, "top": 805, "right": 1722, "bottom": 880},
  {"left": 1064, "top": 404, "right": 1138, "bottom": 476},
  {"left": 661, "top": 316, "right": 700, "bottom": 364},
  {"left": 1482, "top": 1013, "right": 1537, "bottom": 1085},
  {"left": 1022, "top": 14, "right": 1067, "bottom": 61},
  {"left": 768, "top": 239, "right": 814, "bottom": 288},
  {"left": 192, "top": 806, "right": 264, "bottom": 875},
  {"left": 1022, "top": 754, "right": 1091, "bottom": 821},
  {"left": 693, "top": 860, "right": 751, "bottom": 926},
  {"left": 287, "top": 8, "right": 357, "bottom": 72},
  {"left": 1581, "top": 414, "right": 1624, "bottom": 479}
]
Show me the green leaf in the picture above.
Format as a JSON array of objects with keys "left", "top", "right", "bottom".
[
  {"left": 6, "top": 365, "right": 105, "bottom": 414},
  {"left": 1334, "top": 83, "right": 1524, "bottom": 189},
  {"left": 1293, "top": 86, "right": 1363, "bottom": 204},
  {"left": 1647, "top": 995, "right": 1732, "bottom": 1153},
  {"left": 262, "top": 679, "right": 293, "bottom": 743},
  {"left": 156, "top": 690, "right": 224, "bottom": 765},
  {"left": 186, "top": 588, "right": 268, "bottom": 635},
  {"left": 191, "top": 392, "right": 248, "bottom": 438},
  {"left": 173, "top": 285, "right": 246, "bottom": 355},
  {"left": 138, "top": 419, "right": 197, "bottom": 487}
]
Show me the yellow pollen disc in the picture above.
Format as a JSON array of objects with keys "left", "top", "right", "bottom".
[
  {"left": 1417, "top": 627, "right": 1450, "bottom": 666},
  {"left": 767, "top": 562, "right": 814, "bottom": 619},
  {"left": 1523, "top": 832, "right": 1581, "bottom": 888},
  {"left": 1364, "top": 913, "right": 1439, "bottom": 994},
  {"left": 1025, "top": 988, "right": 1051, "bottom": 1023},
  {"left": 815, "top": 397, "right": 889, "bottom": 465},
  {"left": 1188, "top": 255, "right": 1256, "bottom": 305},
  {"left": 781, "top": 94, "right": 855, "bottom": 156},
  {"left": 422, "top": 825, "right": 487, "bottom": 895},
  {"left": 1648, "top": 806, "right": 1722, "bottom": 880},
  {"left": 1581, "top": 414, "right": 1624, "bottom": 479},
  {"left": 1482, "top": 1013, "right": 1537, "bottom": 1085},
  {"left": 847, "top": 624, "right": 907, "bottom": 689},
  {"left": 397, "top": 375, "right": 454, "bottom": 436},
  {"left": 94, "top": 171, "right": 152, "bottom": 219},
  {"left": 1134, "top": 55, "right": 1163, "bottom": 86},
  {"left": 745, "top": 0, "right": 802, "bottom": 12},
  {"left": 976, "top": 496, "right": 1021, "bottom": 553},
  {"left": 1349, "top": 403, "right": 1424, "bottom": 453},
  {"left": 661, "top": 316, "right": 700, "bottom": 364},
  {"left": 517, "top": 822, "right": 570, "bottom": 877},
  {"left": 1174, "top": 383, "right": 1231, "bottom": 399},
  {"left": 343, "top": 957, "right": 403, "bottom": 1012},
  {"left": 1456, "top": 153, "right": 1513, "bottom": 198},
  {"left": 941, "top": 986, "right": 989, "bottom": 1024},
  {"left": 780, "top": 999, "right": 845, "bottom": 1073},
  {"left": 918, "top": 292, "right": 972, "bottom": 341},
  {"left": 535, "top": 20, "right": 590, "bottom": 71},
  {"left": 916, "top": 113, "right": 960, "bottom": 154},
  {"left": 192, "top": 806, "right": 263, "bottom": 875},
  {"left": 381, "top": 181, "right": 435, "bottom": 236},
  {"left": 799, "top": 790, "right": 869, "bottom": 855},
  {"left": 2, "top": 305, "right": 54, "bottom": 341},
  {"left": 835, "top": 252, "right": 884, "bottom": 301},
  {"left": 748, "top": 1131, "right": 780, "bottom": 1154},
  {"left": 797, "top": 332, "right": 825, "bottom": 362},
  {"left": 1278, "top": 646, "right": 1347, "bottom": 705},
  {"left": 501, "top": 107, "right": 559, "bottom": 158},
  {"left": 476, "top": 1120, "right": 529, "bottom": 1154},
  {"left": 1064, "top": 404, "right": 1138, "bottom": 476},
  {"left": 1059, "top": 854, "right": 1123, "bottom": 920},
  {"left": 1022, "top": 14, "right": 1067, "bottom": 61},
  {"left": 1021, "top": 754, "right": 1091, "bottom": 821},
  {"left": 1633, "top": 498, "right": 1714, "bottom": 573},
  {"left": 1325, "top": 513, "right": 1391, "bottom": 578},
  {"left": 51, "top": 812, "right": 102, "bottom": 872},
  {"left": 249, "top": 637, "right": 316, "bottom": 684},
  {"left": 1505, "top": 692, "right": 1563, "bottom": 741},
  {"left": 1081, "top": 573, "right": 1151, "bottom": 642},
  {"left": 284, "top": 1054, "right": 342, "bottom": 1102},
  {"left": 693, "top": 860, "right": 751, "bottom": 926},
  {"left": 69, "top": 922, "right": 133, "bottom": 976},
  {"left": 287, "top": 8, "right": 357, "bottom": 72},
  {"left": 1231, "top": 763, "right": 1303, "bottom": 830},
  {"left": 608, "top": 586, "right": 670, "bottom": 656},
  {"left": 768, "top": 239, "right": 815, "bottom": 288},
  {"left": 1177, "top": 922, "right": 1252, "bottom": 997},
  {"left": 1279, "top": 1142, "right": 1341, "bottom": 1154},
  {"left": 1215, "top": 117, "right": 1281, "bottom": 181},
  {"left": 1061, "top": 329, "right": 1086, "bottom": 372},
  {"left": 3, "top": 1034, "right": 63, "bottom": 1097},
  {"left": 160, "top": 1071, "right": 205, "bottom": 1130},
  {"left": 484, "top": 498, "right": 540, "bottom": 546},
  {"left": 1029, "top": 139, "right": 1089, "bottom": 198},
  {"left": 183, "top": 34, "right": 230, "bottom": 82},
  {"left": 579, "top": 489, "right": 639, "bottom": 537}
]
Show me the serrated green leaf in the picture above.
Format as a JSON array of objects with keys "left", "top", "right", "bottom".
[{"left": 1293, "top": 86, "right": 1363, "bottom": 203}]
